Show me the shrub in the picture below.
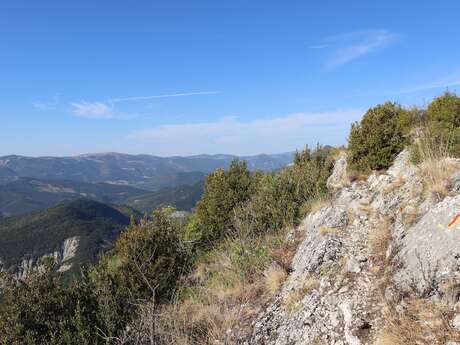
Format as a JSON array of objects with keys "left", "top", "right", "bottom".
[
  {"left": 426, "top": 92, "right": 460, "bottom": 156},
  {"left": 287, "top": 145, "right": 333, "bottom": 203},
  {"left": 184, "top": 160, "right": 253, "bottom": 249},
  {"left": 232, "top": 145, "right": 333, "bottom": 238},
  {"left": 0, "top": 261, "right": 100, "bottom": 345},
  {"left": 90, "top": 208, "right": 188, "bottom": 338},
  {"left": 348, "top": 102, "right": 412, "bottom": 171},
  {"left": 232, "top": 173, "right": 298, "bottom": 237}
]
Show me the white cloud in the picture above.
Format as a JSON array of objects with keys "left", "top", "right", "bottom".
[
  {"left": 129, "top": 110, "right": 362, "bottom": 156},
  {"left": 71, "top": 101, "right": 114, "bottom": 119},
  {"left": 311, "top": 30, "right": 400, "bottom": 68}
]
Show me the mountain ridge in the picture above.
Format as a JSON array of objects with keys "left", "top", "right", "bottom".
[{"left": 0, "top": 152, "right": 293, "bottom": 190}]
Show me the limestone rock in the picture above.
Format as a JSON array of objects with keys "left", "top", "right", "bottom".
[
  {"left": 452, "top": 314, "right": 460, "bottom": 331},
  {"left": 327, "top": 151, "right": 350, "bottom": 191},
  {"left": 243, "top": 153, "right": 460, "bottom": 345}
]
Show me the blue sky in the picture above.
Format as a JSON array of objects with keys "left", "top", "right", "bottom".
[{"left": 1, "top": 0, "right": 460, "bottom": 156}]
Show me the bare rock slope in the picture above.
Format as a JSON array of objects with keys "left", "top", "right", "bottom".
[{"left": 244, "top": 151, "right": 460, "bottom": 345}]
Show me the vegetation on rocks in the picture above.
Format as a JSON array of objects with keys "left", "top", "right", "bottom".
[{"left": 1, "top": 92, "right": 460, "bottom": 344}]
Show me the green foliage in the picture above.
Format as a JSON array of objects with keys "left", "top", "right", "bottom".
[
  {"left": 0, "top": 150, "right": 334, "bottom": 344},
  {"left": 228, "top": 238, "right": 271, "bottom": 279},
  {"left": 425, "top": 92, "right": 460, "bottom": 157},
  {"left": 0, "top": 263, "right": 100, "bottom": 345},
  {"left": 233, "top": 145, "right": 333, "bottom": 237},
  {"left": 0, "top": 207, "right": 188, "bottom": 344},
  {"left": 185, "top": 160, "right": 253, "bottom": 249},
  {"left": 232, "top": 173, "right": 297, "bottom": 237},
  {"left": 347, "top": 102, "right": 412, "bottom": 171},
  {"left": 89, "top": 207, "right": 188, "bottom": 338},
  {"left": 0, "top": 199, "right": 136, "bottom": 279},
  {"left": 288, "top": 145, "right": 333, "bottom": 203},
  {"left": 427, "top": 92, "right": 460, "bottom": 127}
]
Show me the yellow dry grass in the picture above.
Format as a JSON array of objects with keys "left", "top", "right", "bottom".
[
  {"left": 283, "top": 274, "right": 319, "bottom": 313},
  {"left": 145, "top": 226, "right": 303, "bottom": 344},
  {"left": 420, "top": 158, "right": 458, "bottom": 201},
  {"left": 374, "top": 299, "right": 460, "bottom": 345},
  {"left": 319, "top": 225, "right": 342, "bottom": 236},
  {"left": 264, "top": 265, "right": 287, "bottom": 295},
  {"left": 383, "top": 174, "right": 406, "bottom": 194},
  {"left": 309, "top": 199, "right": 331, "bottom": 214}
]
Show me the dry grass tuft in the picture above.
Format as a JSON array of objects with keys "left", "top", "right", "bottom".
[
  {"left": 271, "top": 236, "right": 302, "bottom": 272},
  {"left": 348, "top": 169, "right": 370, "bottom": 183},
  {"left": 129, "top": 226, "right": 304, "bottom": 345},
  {"left": 383, "top": 174, "right": 406, "bottom": 194},
  {"left": 369, "top": 220, "right": 391, "bottom": 255},
  {"left": 309, "top": 199, "right": 331, "bottom": 214},
  {"left": 264, "top": 265, "right": 287, "bottom": 295},
  {"left": 401, "top": 204, "right": 420, "bottom": 227},
  {"left": 411, "top": 126, "right": 459, "bottom": 201},
  {"left": 299, "top": 197, "right": 332, "bottom": 219},
  {"left": 283, "top": 274, "right": 319, "bottom": 313},
  {"left": 358, "top": 200, "right": 375, "bottom": 216},
  {"left": 319, "top": 226, "right": 342, "bottom": 236},
  {"left": 375, "top": 299, "right": 460, "bottom": 345},
  {"left": 420, "top": 158, "right": 458, "bottom": 202},
  {"left": 368, "top": 218, "right": 392, "bottom": 276}
]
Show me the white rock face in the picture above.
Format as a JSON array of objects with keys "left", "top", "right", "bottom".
[
  {"left": 13, "top": 236, "right": 80, "bottom": 278},
  {"left": 387, "top": 149, "right": 417, "bottom": 179},
  {"left": 61, "top": 236, "right": 79, "bottom": 263},
  {"left": 327, "top": 151, "right": 349, "bottom": 191},
  {"left": 243, "top": 150, "right": 460, "bottom": 345},
  {"left": 452, "top": 314, "right": 460, "bottom": 331},
  {"left": 395, "top": 195, "right": 460, "bottom": 293}
]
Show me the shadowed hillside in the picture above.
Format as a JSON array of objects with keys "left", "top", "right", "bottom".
[{"left": 0, "top": 199, "right": 138, "bottom": 278}]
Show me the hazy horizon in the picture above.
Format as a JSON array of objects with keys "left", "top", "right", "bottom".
[{"left": 0, "top": 150, "right": 296, "bottom": 159}]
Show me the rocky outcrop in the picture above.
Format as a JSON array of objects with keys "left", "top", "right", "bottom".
[
  {"left": 244, "top": 150, "right": 460, "bottom": 345},
  {"left": 326, "top": 151, "right": 350, "bottom": 191},
  {"left": 13, "top": 236, "right": 80, "bottom": 280}
]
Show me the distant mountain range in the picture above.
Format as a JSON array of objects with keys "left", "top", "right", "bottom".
[
  {"left": 0, "top": 152, "right": 293, "bottom": 190},
  {"left": 0, "top": 177, "right": 204, "bottom": 217}
]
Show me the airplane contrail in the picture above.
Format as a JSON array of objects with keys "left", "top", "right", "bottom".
[{"left": 108, "top": 91, "right": 219, "bottom": 103}]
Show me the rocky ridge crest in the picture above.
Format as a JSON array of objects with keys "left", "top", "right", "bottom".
[{"left": 244, "top": 150, "right": 460, "bottom": 345}]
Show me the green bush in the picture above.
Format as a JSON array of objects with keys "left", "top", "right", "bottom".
[
  {"left": 287, "top": 145, "right": 333, "bottom": 203},
  {"left": 348, "top": 102, "right": 412, "bottom": 171},
  {"left": 232, "top": 145, "right": 333, "bottom": 238},
  {"left": 426, "top": 92, "right": 460, "bottom": 156},
  {"left": 184, "top": 160, "right": 253, "bottom": 249},
  {"left": 89, "top": 208, "right": 188, "bottom": 338},
  {"left": 232, "top": 173, "right": 297, "bottom": 237},
  {"left": 0, "top": 262, "right": 99, "bottom": 345}
]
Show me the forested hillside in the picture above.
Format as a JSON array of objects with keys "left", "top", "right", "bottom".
[{"left": 0, "top": 199, "right": 138, "bottom": 279}]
